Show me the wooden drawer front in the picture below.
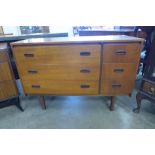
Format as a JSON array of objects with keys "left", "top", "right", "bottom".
[
  {"left": 0, "top": 62, "right": 13, "bottom": 82},
  {"left": 103, "top": 43, "right": 140, "bottom": 63},
  {"left": 143, "top": 81, "right": 155, "bottom": 96},
  {"left": 0, "top": 52, "right": 8, "bottom": 62},
  {"left": 101, "top": 79, "right": 134, "bottom": 95},
  {"left": 0, "top": 81, "right": 17, "bottom": 101},
  {"left": 22, "top": 80, "right": 99, "bottom": 95},
  {"left": 13, "top": 45, "right": 101, "bottom": 65},
  {"left": 18, "top": 63, "right": 100, "bottom": 81},
  {"left": 102, "top": 63, "right": 137, "bottom": 80}
]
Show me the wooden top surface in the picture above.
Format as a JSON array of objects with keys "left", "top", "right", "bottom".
[{"left": 11, "top": 35, "right": 144, "bottom": 46}]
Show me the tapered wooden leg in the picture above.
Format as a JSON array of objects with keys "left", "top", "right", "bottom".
[
  {"left": 133, "top": 92, "right": 142, "bottom": 113},
  {"left": 129, "top": 93, "right": 132, "bottom": 97},
  {"left": 110, "top": 96, "right": 115, "bottom": 111},
  {"left": 39, "top": 96, "right": 46, "bottom": 110},
  {"left": 15, "top": 97, "right": 24, "bottom": 112}
]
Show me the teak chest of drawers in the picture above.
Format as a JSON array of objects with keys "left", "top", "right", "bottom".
[
  {"left": 11, "top": 35, "right": 144, "bottom": 110},
  {"left": 0, "top": 43, "right": 18, "bottom": 101}
]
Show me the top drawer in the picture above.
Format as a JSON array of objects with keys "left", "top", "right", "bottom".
[
  {"left": 103, "top": 43, "right": 140, "bottom": 63},
  {"left": 13, "top": 45, "right": 101, "bottom": 65}
]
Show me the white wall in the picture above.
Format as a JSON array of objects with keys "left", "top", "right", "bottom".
[
  {"left": 49, "top": 26, "right": 73, "bottom": 36},
  {"left": 2, "top": 26, "right": 73, "bottom": 36},
  {"left": 2, "top": 26, "right": 21, "bottom": 35},
  {"left": 0, "top": 26, "right": 3, "bottom": 34}
]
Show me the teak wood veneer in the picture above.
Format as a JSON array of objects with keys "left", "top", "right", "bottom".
[
  {"left": 11, "top": 35, "right": 144, "bottom": 111},
  {"left": 0, "top": 43, "right": 23, "bottom": 111},
  {"left": 0, "top": 43, "right": 18, "bottom": 101}
]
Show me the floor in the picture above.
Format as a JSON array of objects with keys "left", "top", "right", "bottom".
[{"left": 1, "top": 79, "right": 155, "bottom": 129}]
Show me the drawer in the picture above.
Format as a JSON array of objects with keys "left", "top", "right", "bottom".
[
  {"left": 103, "top": 43, "right": 140, "bottom": 63},
  {"left": 101, "top": 79, "right": 135, "bottom": 95},
  {"left": 22, "top": 80, "right": 99, "bottom": 95},
  {"left": 0, "top": 62, "right": 13, "bottom": 82},
  {"left": 143, "top": 81, "right": 155, "bottom": 96},
  {"left": 0, "top": 81, "right": 18, "bottom": 101},
  {"left": 18, "top": 63, "right": 100, "bottom": 81},
  {"left": 102, "top": 63, "right": 137, "bottom": 80},
  {"left": 13, "top": 45, "right": 101, "bottom": 65},
  {"left": 0, "top": 51, "right": 8, "bottom": 62}
]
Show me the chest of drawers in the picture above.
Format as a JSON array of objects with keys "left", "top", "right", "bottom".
[
  {"left": 11, "top": 36, "right": 144, "bottom": 110},
  {"left": 0, "top": 43, "right": 18, "bottom": 101}
]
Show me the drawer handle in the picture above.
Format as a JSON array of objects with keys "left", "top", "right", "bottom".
[
  {"left": 112, "top": 84, "right": 121, "bottom": 88},
  {"left": 28, "top": 70, "right": 38, "bottom": 74},
  {"left": 113, "top": 68, "right": 124, "bottom": 72},
  {"left": 80, "top": 51, "right": 91, "bottom": 56},
  {"left": 32, "top": 85, "right": 40, "bottom": 88},
  {"left": 24, "top": 53, "right": 34, "bottom": 57},
  {"left": 80, "top": 84, "right": 90, "bottom": 88},
  {"left": 115, "top": 50, "right": 126, "bottom": 55},
  {"left": 80, "top": 69, "right": 91, "bottom": 73}
]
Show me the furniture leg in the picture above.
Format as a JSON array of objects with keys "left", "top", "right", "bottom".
[
  {"left": 133, "top": 92, "right": 142, "bottom": 113},
  {"left": 110, "top": 96, "right": 115, "bottom": 111},
  {"left": 15, "top": 97, "right": 24, "bottom": 112},
  {"left": 39, "top": 96, "right": 46, "bottom": 110},
  {"left": 129, "top": 93, "right": 132, "bottom": 97}
]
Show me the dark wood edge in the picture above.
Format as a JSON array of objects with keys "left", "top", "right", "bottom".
[
  {"left": 23, "top": 93, "right": 132, "bottom": 97},
  {"left": 11, "top": 42, "right": 102, "bottom": 47},
  {"left": 11, "top": 41, "right": 143, "bottom": 47}
]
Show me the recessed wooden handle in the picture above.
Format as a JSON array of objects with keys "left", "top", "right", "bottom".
[
  {"left": 32, "top": 85, "right": 40, "bottom": 88},
  {"left": 112, "top": 84, "right": 121, "bottom": 88},
  {"left": 80, "top": 84, "right": 90, "bottom": 88},
  {"left": 113, "top": 68, "right": 124, "bottom": 72},
  {"left": 24, "top": 53, "right": 34, "bottom": 57},
  {"left": 80, "top": 69, "right": 91, "bottom": 73},
  {"left": 80, "top": 51, "right": 91, "bottom": 56},
  {"left": 115, "top": 50, "right": 126, "bottom": 55},
  {"left": 28, "top": 70, "right": 38, "bottom": 74}
]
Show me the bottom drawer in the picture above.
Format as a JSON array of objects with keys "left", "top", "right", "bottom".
[
  {"left": 22, "top": 80, "right": 99, "bottom": 95},
  {"left": 101, "top": 79, "right": 135, "bottom": 96},
  {"left": 0, "top": 81, "right": 18, "bottom": 101}
]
